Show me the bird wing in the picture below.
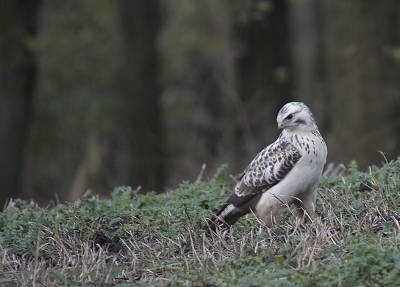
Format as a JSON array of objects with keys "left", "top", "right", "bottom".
[{"left": 227, "top": 137, "right": 302, "bottom": 208}]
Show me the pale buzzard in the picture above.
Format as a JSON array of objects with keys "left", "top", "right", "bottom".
[{"left": 205, "top": 102, "right": 327, "bottom": 231}]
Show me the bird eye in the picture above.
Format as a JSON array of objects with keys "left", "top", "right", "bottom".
[{"left": 286, "top": 114, "right": 293, "bottom": 120}]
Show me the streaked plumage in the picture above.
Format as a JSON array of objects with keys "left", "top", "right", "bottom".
[{"left": 205, "top": 102, "right": 327, "bottom": 231}]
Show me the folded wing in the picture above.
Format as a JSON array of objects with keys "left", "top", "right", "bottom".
[{"left": 205, "top": 137, "right": 301, "bottom": 231}]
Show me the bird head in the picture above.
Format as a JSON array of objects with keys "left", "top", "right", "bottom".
[{"left": 276, "top": 102, "right": 318, "bottom": 132}]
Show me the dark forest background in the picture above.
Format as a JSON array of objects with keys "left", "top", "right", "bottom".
[{"left": 1, "top": 0, "right": 400, "bottom": 206}]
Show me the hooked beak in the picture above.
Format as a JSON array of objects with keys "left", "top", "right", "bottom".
[{"left": 278, "top": 122, "right": 284, "bottom": 132}]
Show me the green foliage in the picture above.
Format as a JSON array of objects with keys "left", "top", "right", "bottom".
[
  {"left": 306, "top": 244, "right": 400, "bottom": 286},
  {"left": 1, "top": 162, "right": 400, "bottom": 286}
]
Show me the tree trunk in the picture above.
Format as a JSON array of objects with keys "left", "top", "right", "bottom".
[
  {"left": 117, "top": 0, "right": 164, "bottom": 193},
  {"left": 288, "top": 0, "right": 323, "bottom": 116},
  {"left": 0, "top": 0, "right": 39, "bottom": 207},
  {"left": 320, "top": 0, "right": 395, "bottom": 168},
  {"left": 387, "top": 1, "right": 400, "bottom": 159},
  {"left": 235, "top": 0, "right": 292, "bottom": 158}
]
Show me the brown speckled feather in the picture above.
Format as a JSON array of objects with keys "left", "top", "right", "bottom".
[
  {"left": 228, "top": 134, "right": 301, "bottom": 207},
  {"left": 204, "top": 137, "right": 301, "bottom": 231}
]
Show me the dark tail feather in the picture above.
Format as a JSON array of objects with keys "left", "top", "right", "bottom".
[{"left": 203, "top": 203, "right": 244, "bottom": 232}]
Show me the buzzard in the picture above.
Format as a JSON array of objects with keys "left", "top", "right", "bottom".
[{"left": 205, "top": 102, "right": 327, "bottom": 231}]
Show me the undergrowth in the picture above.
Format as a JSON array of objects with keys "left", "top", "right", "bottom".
[{"left": 1, "top": 161, "right": 400, "bottom": 286}]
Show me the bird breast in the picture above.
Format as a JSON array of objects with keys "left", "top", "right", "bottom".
[{"left": 286, "top": 131, "right": 327, "bottom": 167}]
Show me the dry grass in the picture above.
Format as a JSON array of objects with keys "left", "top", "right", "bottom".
[{"left": 1, "top": 161, "right": 400, "bottom": 286}]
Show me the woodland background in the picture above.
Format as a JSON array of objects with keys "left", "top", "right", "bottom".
[{"left": 1, "top": 0, "right": 400, "bottom": 206}]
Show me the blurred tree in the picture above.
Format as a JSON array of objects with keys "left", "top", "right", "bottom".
[
  {"left": 158, "top": 0, "right": 295, "bottom": 188},
  {"left": 320, "top": 0, "right": 399, "bottom": 167},
  {"left": 159, "top": 0, "right": 235, "bottom": 185},
  {"left": 117, "top": 0, "right": 164, "bottom": 193},
  {"left": 234, "top": 0, "right": 292, "bottom": 158},
  {"left": 22, "top": 0, "right": 122, "bottom": 204},
  {"left": 286, "top": 0, "right": 329, "bottom": 146},
  {"left": 288, "top": 0, "right": 324, "bottom": 119},
  {"left": 0, "top": 0, "right": 39, "bottom": 207},
  {"left": 387, "top": 1, "right": 400, "bottom": 159},
  {"left": 288, "top": 0, "right": 318, "bottom": 101}
]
